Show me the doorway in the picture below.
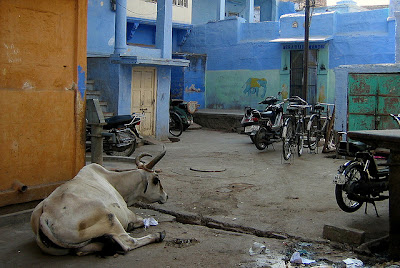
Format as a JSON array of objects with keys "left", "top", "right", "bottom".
[
  {"left": 131, "top": 67, "right": 157, "bottom": 136},
  {"left": 290, "top": 50, "right": 318, "bottom": 104}
]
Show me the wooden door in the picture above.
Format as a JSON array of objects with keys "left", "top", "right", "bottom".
[{"left": 131, "top": 67, "right": 156, "bottom": 136}]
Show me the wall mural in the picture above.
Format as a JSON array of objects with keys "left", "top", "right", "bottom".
[{"left": 242, "top": 78, "right": 268, "bottom": 98}]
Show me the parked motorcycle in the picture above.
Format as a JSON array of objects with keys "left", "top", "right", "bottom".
[
  {"left": 241, "top": 94, "right": 283, "bottom": 146},
  {"left": 86, "top": 113, "right": 142, "bottom": 157},
  {"left": 169, "top": 99, "right": 198, "bottom": 136},
  {"left": 333, "top": 144, "right": 389, "bottom": 216},
  {"left": 333, "top": 113, "right": 400, "bottom": 215}
]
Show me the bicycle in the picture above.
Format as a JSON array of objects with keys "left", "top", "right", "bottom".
[
  {"left": 282, "top": 96, "right": 311, "bottom": 160},
  {"left": 307, "top": 103, "right": 335, "bottom": 152}
]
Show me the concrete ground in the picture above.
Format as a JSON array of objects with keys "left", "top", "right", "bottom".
[{"left": 0, "top": 128, "right": 395, "bottom": 267}]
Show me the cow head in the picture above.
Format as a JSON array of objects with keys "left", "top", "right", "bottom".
[{"left": 132, "top": 147, "right": 168, "bottom": 205}]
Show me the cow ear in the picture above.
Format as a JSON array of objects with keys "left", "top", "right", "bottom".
[{"left": 153, "top": 177, "right": 159, "bottom": 185}]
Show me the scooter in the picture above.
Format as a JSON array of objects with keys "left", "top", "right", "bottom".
[
  {"left": 86, "top": 113, "right": 142, "bottom": 157},
  {"left": 253, "top": 97, "right": 285, "bottom": 150},
  {"left": 241, "top": 94, "right": 282, "bottom": 144},
  {"left": 333, "top": 113, "right": 400, "bottom": 215}
]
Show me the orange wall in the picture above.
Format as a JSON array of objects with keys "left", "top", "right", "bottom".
[{"left": 0, "top": 0, "right": 87, "bottom": 203}]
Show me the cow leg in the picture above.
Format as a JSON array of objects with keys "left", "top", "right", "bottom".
[
  {"left": 76, "top": 242, "right": 104, "bottom": 256},
  {"left": 125, "top": 210, "right": 144, "bottom": 231},
  {"left": 112, "top": 230, "right": 166, "bottom": 252}
]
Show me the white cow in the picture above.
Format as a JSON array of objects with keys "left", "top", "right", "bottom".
[{"left": 31, "top": 150, "right": 168, "bottom": 256}]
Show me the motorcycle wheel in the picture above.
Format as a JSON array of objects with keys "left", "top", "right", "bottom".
[
  {"left": 108, "top": 130, "right": 136, "bottom": 157},
  {"left": 307, "top": 115, "right": 319, "bottom": 151},
  {"left": 169, "top": 111, "right": 183, "bottom": 137},
  {"left": 282, "top": 118, "right": 294, "bottom": 160},
  {"left": 254, "top": 127, "right": 268, "bottom": 150},
  {"left": 335, "top": 163, "right": 365, "bottom": 213}
]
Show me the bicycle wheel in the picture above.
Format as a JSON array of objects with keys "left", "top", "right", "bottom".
[
  {"left": 169, "top": 112, "right": 183, "bottom": 137},
  {"left": 282, "top": 118, "right": 294, "bottom": 160},
  {"left": 307, "top": 114, "right": 320, "bottom": 150},
  {"left": 335, "top": 163, "right": 365, "bottom": 213},
  {"left": 297, "top": 121, "right": 304, "bottom": 157}
]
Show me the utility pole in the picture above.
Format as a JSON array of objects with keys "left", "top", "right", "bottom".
[{"left": 302, "top": 0, "right": 311, "bottom": 100}]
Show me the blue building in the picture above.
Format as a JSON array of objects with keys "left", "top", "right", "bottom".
[
  {"left": 180, "top": 0, "right": 397, "bottom": 112},
  {"left": 87, "top": 0, "right": 399, "bottom": 136},
  {"left": 87, "top": 0, "right": 190, "bottom": 140}
]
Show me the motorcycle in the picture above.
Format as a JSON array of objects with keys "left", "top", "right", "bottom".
[
  {"left": 86, "top": 113, "right": 142, "bottom": 157},
  {"left": 333, "top": 144, "right": 389, "bottom": 216},
  {"left": 169, "top": 99, "right": 198, "bottom": 137},
  {"left": 241, "top": 94, "right": 283, "bottom": 146},
  {"left": 333, "top": 113, "right": 400, "bottom": 215}
]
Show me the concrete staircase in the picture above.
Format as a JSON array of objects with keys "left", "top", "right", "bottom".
[{"left": 86, "top": 80, "right": 114, "bottom": 118}]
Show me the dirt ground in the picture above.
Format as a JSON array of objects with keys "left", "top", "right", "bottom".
[{"left": 0, "top": 128, "right": 395, "bottom": 267}]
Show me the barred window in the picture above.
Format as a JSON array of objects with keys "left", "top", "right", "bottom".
[
  {"left": 173, "top": 0, "right": 188, "bottom": 7},
  {"left": 144, "top": 0, "right": 188, "bottom": 8}
]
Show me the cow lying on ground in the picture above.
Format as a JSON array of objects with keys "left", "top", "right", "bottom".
[{"left": 31, "top": 149, "right": 168, "bottom": 256}]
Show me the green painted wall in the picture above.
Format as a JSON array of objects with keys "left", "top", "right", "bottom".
[{"left": 205, "top": 69, "right": 282, "bottom": 110}]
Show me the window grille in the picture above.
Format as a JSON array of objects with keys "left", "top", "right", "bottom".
[{"left": 144, "top": 0, "right": 188, "bottom": 7}]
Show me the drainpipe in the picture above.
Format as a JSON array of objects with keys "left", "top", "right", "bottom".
[
  {"left": 246, "top": 0, "right": 254, "bottom": 23},
  {"left": 218, "top": 0, "right": 225, "bottom": 21},
  {"left": 114, "top": 0, "right": 127, "bottom": 54},
  {"left": 388, "top": 0, "right": 400, "bottom": 62},
  {"left": 397, "top": 12, "right": 400, "bottom": 63},
  {"left": 156, "top": 0, "right": 172, "bottom": 59}
]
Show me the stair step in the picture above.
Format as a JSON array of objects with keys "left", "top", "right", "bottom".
[
  {"left": 103, "top": 112, "right": 114, "bottom": 118},
  {"left": 86, "top": 82, "right": 95, "bottom": 91},
  {"left": 86, "top": 90, "right": 101, "bottom": 99}
]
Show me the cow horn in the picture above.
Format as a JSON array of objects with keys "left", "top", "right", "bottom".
[
  {"left": 135, "top": 153, "right": 152, "bottom": 169},
  {"left": 144, "top": 145, "right": 166, "bottom": 170}
]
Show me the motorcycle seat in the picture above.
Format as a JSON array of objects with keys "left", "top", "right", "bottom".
[
  {"left": 337, "top": 141, "right": 368, "bottom": 156},
  {"left": 260, "top": 111, "right": 274, "bottom": 118},
  {"left": 105, "top": 115, "right": 133, "bottom": 129},
  {"left": 171, "top": 99, "right": 184, "bottom": 106},
  {"left": 314, "top": 105, "right": 325, "bottom": 111}
]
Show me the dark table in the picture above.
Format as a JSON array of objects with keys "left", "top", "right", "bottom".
[{"left": 347, "top": 129, "right": 400, "bottom": 260}]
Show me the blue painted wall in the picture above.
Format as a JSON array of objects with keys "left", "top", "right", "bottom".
[
  {"left": 191, "top": 0, "right": 294, "bottom": 25},
  {"left": 181, "top": 7, "right": 396, "bottom": 110},
  {"left": 87, "top": 0, "right": 116, "bottom": 56},
  {"left": 87, "top": 57, "right": 120, "bottom": 114},
  {"left": 171, "top": 54, "right": 206, "bottom": 108},
  {"left": 330, "top": 9, "right": 395, "bottom": 67},
  {"left": 182, "top": 17, "right": 284, "bottom": 109}
]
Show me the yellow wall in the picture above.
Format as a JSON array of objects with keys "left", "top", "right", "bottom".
[
  {"left": 127, "top": 0, "right": 192, "bottom": 24},
  {"left": 0, "top": 0, "right": 87, "bottom": 205}
]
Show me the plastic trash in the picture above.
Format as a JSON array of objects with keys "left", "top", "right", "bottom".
[
  {"left": 249, "top": 242, "right": 267, "bottom": 255},
  {"left": 290, "top": 251, "right": 316, "bottom": 265},
  {"left": 290, "top": 252, "right": 302, "bottom": 264},
  {"left": 343, "top": 258, "right": 363, "bottom": 268},
  {"left": 143, "top": 217, "right": 158, "bottom": 229}
]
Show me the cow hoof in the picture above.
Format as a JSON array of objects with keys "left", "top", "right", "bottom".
[{"left": 157, "top": 231, "right": 166, "bottom": 242}]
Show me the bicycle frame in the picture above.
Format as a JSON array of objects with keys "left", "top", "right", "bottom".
[
  {"left": 307, "top": 103, "right": 335, "bottom": 151},
  {"left": 282, "top": 96, "right": 311, "bottom": 160}
]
